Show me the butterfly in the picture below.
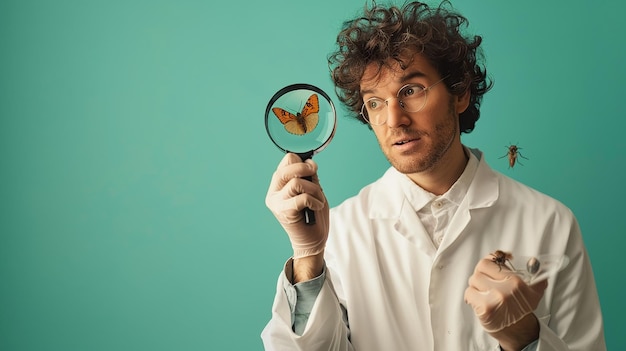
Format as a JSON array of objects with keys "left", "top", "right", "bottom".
[{"left": 272, "top": 94, "right": 319, "bottom": 135}]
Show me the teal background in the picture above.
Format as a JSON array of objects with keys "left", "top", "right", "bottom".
[{"left": 1, "top": 0, "right": 623, "bottom": 350}]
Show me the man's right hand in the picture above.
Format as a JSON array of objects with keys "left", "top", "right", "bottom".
[{"left": 265, "top": 153, "right": 329, "bottom": 262}]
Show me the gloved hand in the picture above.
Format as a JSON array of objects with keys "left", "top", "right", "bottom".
[
  {"left": 265, "top": 153, "right": 329, "bottom": 259},
  {"left": 464, "top": 252, "right": 548, "bottom": 333}
]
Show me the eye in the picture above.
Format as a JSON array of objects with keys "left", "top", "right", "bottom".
[
  {"left": 400, "top": 85, "right": 425, "bottom": 98},
  {"left": 366, "top": 98, "right": 384, "bottom": 111}
]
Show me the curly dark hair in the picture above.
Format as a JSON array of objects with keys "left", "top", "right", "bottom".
[{"left": 328, "top": 1, "right": 492, "bottom": 133}]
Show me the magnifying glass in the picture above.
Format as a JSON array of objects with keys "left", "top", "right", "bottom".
[{"left": 264, "top": 83, "right": 337, "bottom": 224}]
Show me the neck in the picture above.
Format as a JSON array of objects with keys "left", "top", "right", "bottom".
[{"left": 407, "top": 143, "right": 469, "bottom": 195}]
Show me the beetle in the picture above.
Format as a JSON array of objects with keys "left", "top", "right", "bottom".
[
  {"left": 499, "top": 144, "right": 528, "bottom": 168},
  {"left": 491, "top": 250, "right": 516, "bottom": 271}
]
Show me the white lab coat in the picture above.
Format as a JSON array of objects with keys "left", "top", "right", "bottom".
[{"left": 262, "top": 149, "right": 606, "bottom": 351}]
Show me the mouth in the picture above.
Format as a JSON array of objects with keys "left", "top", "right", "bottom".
[{"left": 393, "top": 137, "right": 419, "bottom": 146}]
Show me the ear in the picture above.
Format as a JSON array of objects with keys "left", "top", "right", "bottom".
[{"left": 455, "top": 89, "right": 471, "bottom": 114}]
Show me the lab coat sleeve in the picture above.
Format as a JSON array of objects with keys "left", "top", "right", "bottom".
[
  {"left": 291, "top": 267, "right": 326, "bottom": 335},
  {"left": 261, "top": 268, "right": 354, "bottom": 351},
  {"left": 522, "top": 340, "right": 538, "bottom": 351}
]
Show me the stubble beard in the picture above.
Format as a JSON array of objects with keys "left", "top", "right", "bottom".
[{"left": 381, "top": 100, "right": 459, "bottom": 175}]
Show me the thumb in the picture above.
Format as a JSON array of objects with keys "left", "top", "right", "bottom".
[{"left": 279, "top": 152, "right": 304, "bottom": 168}]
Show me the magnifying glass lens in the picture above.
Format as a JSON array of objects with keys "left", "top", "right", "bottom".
[{"left": 265, "top": 85, "right": 336, "bottom": 158}]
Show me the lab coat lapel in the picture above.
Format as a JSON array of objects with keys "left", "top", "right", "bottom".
[
  {"left": 437, "top": 150, "right": 499, "bottom": 254},
  {"left": 394, "top": 198, "right": 437, "bottom": 257},
  {"left": 436, "top": 201, "right": 470, "bottom": 255},
  {"left": 368, "top": 168, "right": 437, "bottom": 257}
]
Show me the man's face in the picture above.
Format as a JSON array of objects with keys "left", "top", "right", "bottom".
[{"left": 360, "top": 54, "right": 469, "bottom": 176}]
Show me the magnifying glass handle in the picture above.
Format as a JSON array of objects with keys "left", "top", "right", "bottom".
[
  {"left": 302, "top": 176, "right": 316, "bottom": 225},
  {"left": 298, "top": 151, "right": 316, "bottom": 225}
]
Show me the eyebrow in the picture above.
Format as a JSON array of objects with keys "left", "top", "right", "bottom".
[
  {"left": 400, "top": 70, "right": 427, "bottom": 83},
  {"left": 360, "top": 70, "right": 428, "bottom": 96}
]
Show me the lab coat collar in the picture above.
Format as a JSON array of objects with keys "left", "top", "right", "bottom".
[{"left": 368, "top": 148, "right": 499, "bottom": 219}]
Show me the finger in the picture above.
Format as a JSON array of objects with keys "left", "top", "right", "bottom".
[
  {"left": 283, "top": 176, "right": 321, "bottom": 197},
  {"left": 272, "top": 192, "right": 326, "bottom": 224},
  {"left": 467, "top": 272, "right": 495, "bottom": 293},
  {"left": 304, "top": 159, "right": 325, "bottom": 189},
  {"left": 277, "top": 152, "right": 303, "bottom": 169},
  {"left": 463, "top": 285, "right": 492, "bottom": 313},
  {"left": 529, "top": 278, "right": 548, "bottom": 291},
  {"left": 475, "top": 256, "right": 514, "bottom": 281},
  {"left": 290, "top": 192, "right": 326, "bottom": 212},
  {"left": 269, "top": 155, "right": 317, "bottom": 192},
  {"left": 281, "top": 178, "right": 326, "bottom": 211},
  {"left": 304, "top": 159, "right": 319, "bottom": 174}
]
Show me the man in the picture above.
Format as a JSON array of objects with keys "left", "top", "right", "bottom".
[{"left": 262, "top": 2, "right": 605, "bottom": 350}]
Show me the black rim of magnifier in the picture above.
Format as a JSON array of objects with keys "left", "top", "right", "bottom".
[{"left": 264, "top": 83, "right": 337, "bottom": 160}]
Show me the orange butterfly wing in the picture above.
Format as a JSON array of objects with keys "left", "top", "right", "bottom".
[
  {"left": 300, "top": 94, "right": 319, "bottom": 133},
  {"left": 272, "top": 107, "right": 306, "bottom": 135},
  {"left": 301, "top": 94, "right": 320, "bottom": 117},
  {"left": 272, "top": 107, "right": 297, "bottom": 125}
]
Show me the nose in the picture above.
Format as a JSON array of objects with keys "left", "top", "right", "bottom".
[{"left": 385, "top": 98, "right": 411, "bottom": 128}]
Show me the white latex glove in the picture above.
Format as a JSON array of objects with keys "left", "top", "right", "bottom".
[
  {"left": 265, "top": 153, "right": 329, "bottom": 259},
  {"left": 464, "top": 252, "right": 548, "bottom": 333}
]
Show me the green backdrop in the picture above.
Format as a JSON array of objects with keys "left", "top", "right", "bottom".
[{"left": 1, "top": 0, "right": 623, "bottom": 350}]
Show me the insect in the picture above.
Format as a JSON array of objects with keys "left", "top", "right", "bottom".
[
  {"left": 491, "top": 250, "right": 516, "bottom": 271},
  {"left": 272, "top": 94, "right": 320, "bottom": 135},
  {"left": 499, "top": 144, "right": 528, "bottom": 168}
]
